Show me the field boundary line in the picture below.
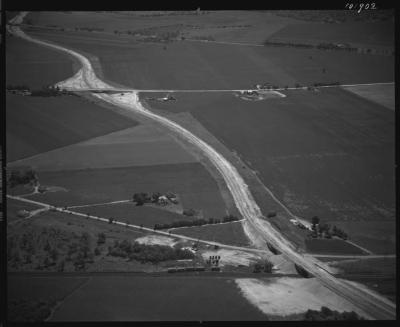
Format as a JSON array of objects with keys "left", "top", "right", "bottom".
[
  {"left": 6, "top": 194, "right": 271, "bottom": 256},
  {"left": 168, "top": 218, "right": 246, "bottom": 231},
  {"left": 67, "top": 199, "right": 131, "bottom": 209}
]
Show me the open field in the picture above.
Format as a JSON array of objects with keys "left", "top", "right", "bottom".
[
  {"left": 9, "top": 125, "right": 197, "bottom": 171},
  {"left": 330, "top": 257, "right": 396, "bottom": 302},
  {"left": 8, "top": 275, "right": 89, "bottom": 322},
  {"left": 305, "top": 239, "right": 366, "bottom": 255},
  {"left": 6, "top": 35, "right": 75, "bottom": 89},
  {"left": 47, "top": 275, "right": 268, "bottom": 321},
  {"left": 28, "top": 28, "right": 394, "bottom": 89},
  {"left": 268, "top": 21, "right": 394, "bottom": 48},
  {"left": 236, "top": 277, "right": 367, "bottom": 318},
  {"left": 26, "top": 10, "right": 299, "bottom": 44},
  {"left": 28, "top": 163, "right": 227, "bottom": 218},
  {"left": 342, "top": 83, "right": 395, "bottom": 111},
  {"left": 146, "top": 89, "right": 395, "bottom": 221},
  {"left": 74, "top": 202, "right": 197, "bottom": 228},
  {"left": 323, "top": 221, "right": 395, "bottom": 254},
  {"left": 173, "top": 221, "right": 250, "bottom": 247},
  {"left": 6, "top": 94, "right": 137, "bottom": 162},
  {"left": 7, "top": 197, "right": 42, "bottom": 222},
  {"left": 145, "top": 88, "right": 394, "bottom": 254}
]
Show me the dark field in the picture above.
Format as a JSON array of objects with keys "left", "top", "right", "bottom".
[
  {"left": 8, "top": 275, "right": 88, "bottom": 302},
  {"left": 335, "top": 258, "right": 396, "bottom": 302},
  {"left": 305, "top": 239, "right": 366, "bottom": 255},
  {"left": 324, "top": 221, "right": 395, "bottom": 254},
  {"left": 29, "top": 163, "right": 227, "bottom": 219},
  {"left": 145, "top": 89, "right": 395, "bottom": 219},
  {"left": 173, "top": 222, "right": 250, "bottom": 247},
  {"left": 28, "top": 28, "right": 394, "bottom": 89},
  {"left": 74, "top": 202, "right": 197, "bottom": 228},
  {"left": 46, "top": 276, "right": 268, "bottom": 321},
  {"left": 6, "top": 36, "right": 75, "bottom": 89},
  {"left": 269, "top": 21, "right": 394, "bottom": 48},
  {"left": 145, "top": 88, "right": 394, "bottom": 253},
  {"left": 7, "top": 94, "right": 137, "bottom": 162}
]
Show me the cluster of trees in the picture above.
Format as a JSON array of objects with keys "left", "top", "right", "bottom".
[
  {"left": 8, "top": 299, "right": 54, "bottom": 322},
  {"left": 252, "top": 260, "right": 274, "bottom": 273},
  {"left": 6, "top": 84, "right": 30, "bottom": 91},
  {"left": 310, "top": 216, "right": 348, "bottom": 240},
  {"left": 8, "top": 168, "right": 37, "bottom": 187},
  {"left": 192, "top": 35, "right": 215, "bottom": 41},
  {"left": 313, "top": 82, "right": 341, "bottom": 87},
  {"left": 107, "top": 239, "right": 194, "bottom": 263},
  {"left": 133, "top": 192, "right": 160, "bottom": 205},
  {"left": 133, "top": 192, "right": 178, "bottom": 206},
  {"left": 154, "top": 214, "right": 240, "bottom": 230},
  {"left": 264, "top": 40, "right": 314, "bottom": 49},
  {"left": 316, "top": 42, "right": 357, "bottom": 52},
  {"left": 7, "top": 227, "right": 94, "bottom": 272},
  {"left": 7, "top": 84, "right": 68, "bottom": 97},
  {"left": 75, "top": 26, "right": 104, "bottom": 32},
  {"left": 304, "top": 306, "right": 364, "bottom": 320},
  {"left": 264, "top": 40, "right": 358, "bottom": 53}
]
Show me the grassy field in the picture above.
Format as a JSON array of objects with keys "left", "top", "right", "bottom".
[
  {"left": 28, "top": 28, "right": 394, "bottom": 89},
  {"left": 28, "top": 163, "right": 227, "bottom": 219},
  {"left": 74, "top": 202, "right": 198, "bottom": 228},
  {"left": 323, "top": 221, "right": 396, "bottom": 254},
  {"left": 7, "top": 198, "right": 42, "bottom": 222},
  {"left": 6, "top": 94, "right": 137, "bottom": 162},
  {"left": 333, "top": 257, "right": 396, "bottom": 302},
  {"left": 8, "top": 275, "right": 89, "bottom": 322},
  {"left": 145, "top": 88, "right": 394, "bottom": 253},
  {"left": 173, "top": 222, "right": 250, "bottom": 247},
  {"left": 268, "top": 21, "right": 394, "bottom": 48},
  {"left": 305, "top": 239, "right": 366, "bottom": 255},
  {"left": 48, "top": 275, "right": 268, "bottom": 321},
  {"left": 6, "top": 35, "right": 75, "bottom": 89},
  {"left": 342, "top": 83, "right": 395, "bottom": 111},
  {"left": 26, "top": 11, "right": 298, "bottom": 44},
  {"left": 9, "top": 124, "right": 197, "bottom": 171}
]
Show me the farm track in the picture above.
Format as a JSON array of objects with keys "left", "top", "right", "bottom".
[{"left": 7, "top": 13, "right": 396, "bottom": 320}]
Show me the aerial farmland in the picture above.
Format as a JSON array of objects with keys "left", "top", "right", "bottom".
[{"left": 5, "top": 9, "right": 395, "bottom": 322}]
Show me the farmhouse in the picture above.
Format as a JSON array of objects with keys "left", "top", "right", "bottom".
[{"left": 158, "top": 195, "right": 169, "bottom": 206}]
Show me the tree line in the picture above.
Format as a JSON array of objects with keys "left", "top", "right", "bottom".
[
  {"left": 107, "top": 239, "right": 194, "bottom": 263},
  {"left": 153, "top": 214, "right": 240, "bottom": 230}
]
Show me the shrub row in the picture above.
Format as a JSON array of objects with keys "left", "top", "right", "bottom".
[{"left": 154, "top": 214, "right": 240, "bottom": 230}]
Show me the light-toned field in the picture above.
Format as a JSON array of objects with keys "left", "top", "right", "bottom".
[
  {"left": 9, "top": 125, "right": 197, "bottom": 171},
  {"left": 235, "top": 277, "right": 368, "bottom": 318},
  {"left": 342, "top": 83, "right": 395, "bottom": 111}
]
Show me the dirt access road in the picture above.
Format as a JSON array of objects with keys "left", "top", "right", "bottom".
[{"left": 8, "top": 12, "right": 396, "bottom": 320}]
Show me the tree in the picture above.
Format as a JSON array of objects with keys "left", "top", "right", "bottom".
[
  {"left": 311, "top": 216, "right": 320, "bottom": 226},
  {"left": 97, "top": 233, "right": 106, "bottom": 245},
  {"left": 263, "top": 260, "right": 274, "bottom": 273}
]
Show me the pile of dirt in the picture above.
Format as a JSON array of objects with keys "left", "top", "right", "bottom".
[{"left": 135, "top": 235, "right": 177, "bottom": 247}]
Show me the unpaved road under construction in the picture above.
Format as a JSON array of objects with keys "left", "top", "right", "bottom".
[{"left": 8, "top": 12, "right": 396, "bottom": 320}]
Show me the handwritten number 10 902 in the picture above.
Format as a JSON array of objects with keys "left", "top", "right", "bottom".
[{"left": 345, "top": 3, "right": 377, "bottom": 13}]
